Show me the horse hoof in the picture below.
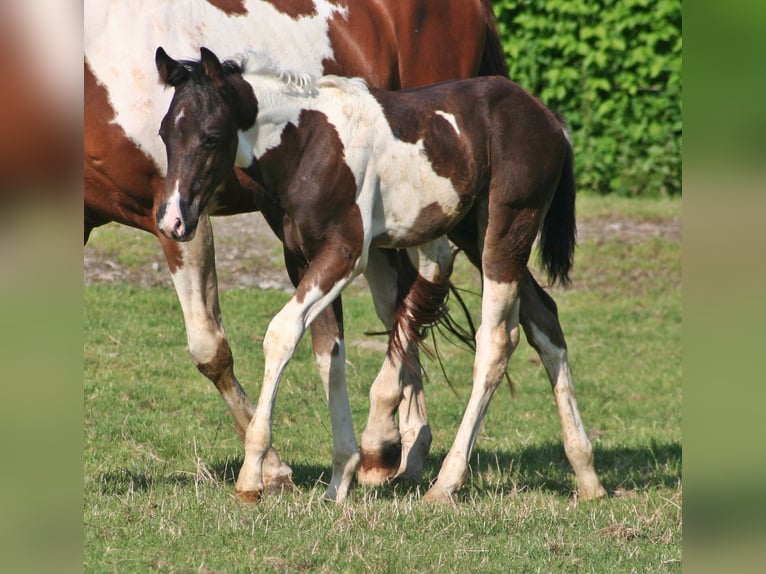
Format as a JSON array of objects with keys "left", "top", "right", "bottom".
[
  {"left": 578, "top": 482, "right": 608, "bottom": 501},
  {"left": 263, "top": 474, "right": 295, "bottom": 495},
  {"left": 357, "top": 445, "right": 401, "bottom": 486},
  {"left": 236, "top": 489, "right": 263, "bottom": 503},
  {"left": 390, "top": 472, "right": 422, "bottom": 487},
  {"left": 422, "top": 484, "right": 455, "bottom": 504}
]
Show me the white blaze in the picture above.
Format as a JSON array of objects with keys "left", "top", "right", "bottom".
[{"left": 158, "top": 181, "right": 182, "bottom": 233}]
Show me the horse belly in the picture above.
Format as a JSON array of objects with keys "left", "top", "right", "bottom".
[{"left": 372, "top": 175, "right": 465, "bottom": 249}]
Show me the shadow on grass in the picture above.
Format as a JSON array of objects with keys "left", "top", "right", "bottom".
[
  {"left": 97, "top": 439, "right": 680, "bottom": 499},
  {"left": 461, "top": 439, "right": 682, "bottom": 496}
]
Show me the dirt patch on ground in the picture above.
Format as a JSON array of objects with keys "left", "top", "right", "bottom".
[{"left": 83, "top": 211, "right": 680, "bottom": 290}]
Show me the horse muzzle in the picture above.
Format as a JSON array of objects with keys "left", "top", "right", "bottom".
[{"left": 156, "top": 194, "right": 199, "bottom": 242}]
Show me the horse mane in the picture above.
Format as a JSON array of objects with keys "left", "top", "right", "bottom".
[{"left": 241, "top": 50, "right": 369, "bottom": 98}]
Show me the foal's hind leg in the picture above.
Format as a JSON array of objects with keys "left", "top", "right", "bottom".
[
  {"left": 160, "top": 214, "right": 292, "bottom": 491},
  {"left": 358, "top": 242, "right": 452, "bottom": 485},
  {"left": 519, "top": 271, "right": 606, "bottom": 500},
  {"left": 424, "top": 275, "right": 522, "bottom": 502}
]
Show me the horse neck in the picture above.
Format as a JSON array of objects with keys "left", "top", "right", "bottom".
[{"left": 240, "top": 72, "right": 322, "bottom": 159}]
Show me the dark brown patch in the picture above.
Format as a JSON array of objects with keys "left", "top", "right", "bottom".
[
  {"left": 195, "top": 338, "right": 234, "bottom": 382},
  {"left": 262, "top": 0, "right": 317, "bottom": 19},
  {"left": 358, "top": 442, "right": 402, "bottom": 478},
  {"left": 205, "top": 0, "right": 248, "bottom": 16},
  {"left": 390, "top": 252, "right": 450, "bottom": 363},
  {"left": 253, "top": 110, "right": 363, "bottom": 304},
  {"left": 84, "top": 62, "right": 161, "bottom": 238},
  {"left": 519, "top": 271, "right": 567, "bottom": 351},
  {"left": 481, "top": 207, "right": 541, "bottom": 285}
]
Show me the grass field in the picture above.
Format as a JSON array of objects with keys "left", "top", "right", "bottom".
[{"left": 84, "top": 195, "right": 681, "bottom": 572}]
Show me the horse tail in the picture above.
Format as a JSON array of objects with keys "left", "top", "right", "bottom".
[
  {"left": 478, "top": 0, "right": 510, "bottom": 78},
  {"left": 389, "top": 250, "right": 450, "bottom": 364},
  {"left": 539, "top": 136, "right": 577, "bottom": 287}
]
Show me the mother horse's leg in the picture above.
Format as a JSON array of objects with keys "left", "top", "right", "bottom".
[
  {"left": 159, "top": 213, "right": 292, "bottom": 490},
  {"left": 518, "top": 271, "right": 606, "bottom": 500},
  {"left": 236, "top": 245, "right": 360, "bottom": 502}
]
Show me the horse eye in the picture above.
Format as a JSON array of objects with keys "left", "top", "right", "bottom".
[{"left": 201, "top": 132, "right": 221, "bottom": 149}]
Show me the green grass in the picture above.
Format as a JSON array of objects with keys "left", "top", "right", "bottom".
[{"left": 84, "top": 196, "right": 681, "bottom": 572}]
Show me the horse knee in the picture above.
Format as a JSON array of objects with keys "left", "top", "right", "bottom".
[{"left": 193, "top": 335, "right": 233, "bottom": 381}]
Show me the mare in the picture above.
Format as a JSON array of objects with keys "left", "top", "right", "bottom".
[
  {"left": 85, "top": 0, "right": 510, "bottom": 489},
  {"left": 155, "top": 47, "right": 607, "bottom": 502}
]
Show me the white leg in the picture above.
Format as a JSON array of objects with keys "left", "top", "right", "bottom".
[
  {"left": 161, "top": 214, "right": 254, "bottom": 436},
  {"left": 396, "top": 241, "right": 453, "bottom": 478},
  {"left": 161, "top": 213, "right": 292, "bottom": 488},
  {"left": 310, "top": 300, "right": 360, "bottom": 501},
  {"left": 235, "top": 269, "right": 358, "bottom": 501},
  {"left": 519, "top": 272, "right": 606, "bottom": 499},
  {"left": 357, "top": 242, "right": 451, "bottom": 484},
  {"left": 425, "top": 277, "right": 520, "bottom": 502},
  {"left": 358, "top": 249, "right": 407, "bottom": 484}
]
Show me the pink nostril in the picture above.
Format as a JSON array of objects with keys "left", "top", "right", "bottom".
[{"left": 172, "top": 217, "right": 184, "bottom": 236}]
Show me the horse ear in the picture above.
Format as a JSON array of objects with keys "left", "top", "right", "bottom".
[
  {"left": 200, "top": 47, "right": 225, "bottom": 89},
  {"left": 156, "top": 47, "right": 180, "bottom": 86}
]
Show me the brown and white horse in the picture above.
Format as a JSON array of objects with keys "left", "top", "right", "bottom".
[
  {"left": 155, "top": 47, "right": 607, "bottom": 502},
  {"left": 85, "top": 0, "right": 509, "bottom": 489}
]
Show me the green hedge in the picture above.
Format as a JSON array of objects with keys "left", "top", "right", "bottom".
[{"left": 493, "top": 0, "right": 681, "bottom": 196}]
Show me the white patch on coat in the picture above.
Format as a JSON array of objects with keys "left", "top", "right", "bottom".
[
  {"left": 85, "top": 0, "right": 347, "bottom": 175},
  {"left": 235, "top": 69, "right": 463, "bottom": 249},
  {"left": 435, "top": 110, "right": 460, "bottom": 135}
]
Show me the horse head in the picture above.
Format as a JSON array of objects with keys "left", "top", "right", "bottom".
[{"left": 155, "top": 47, "right": 256, "bottom": 241}]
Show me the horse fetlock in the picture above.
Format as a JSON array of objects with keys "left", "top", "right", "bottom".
[
  {"left": 236, "top": 488, "right": 264, "bottom": 503},
  {"left": 357, "top": 442, "right": 402, "bottom": 485}
]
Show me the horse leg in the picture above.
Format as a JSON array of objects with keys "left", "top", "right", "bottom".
[
  {"left": 358, "top": 244, "right": 447, "bottom": 485},
  {"left": 235, "top": 246, "right": 359, "bottom": 502},
  {"left": 357, "top": 249, "right": 408, "bottom": 484},
  {"left": 309, "top": 296, "right": 360, "bottom": 502},
  {"left": 160, "top": 213, "right": 292, "bottom": 491},
  {"left": 424, "top": 272, "right": 521, "bottom": 502},
  {"left": 395, "top": 240, "right": 454, "bottom": 480},
  {"left": 519, "top": 271, "right": 607, "bottom": 500}
]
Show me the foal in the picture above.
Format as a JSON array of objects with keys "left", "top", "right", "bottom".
[{"left": 156, "top": 47, "right": 605, "bottom": 503}]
